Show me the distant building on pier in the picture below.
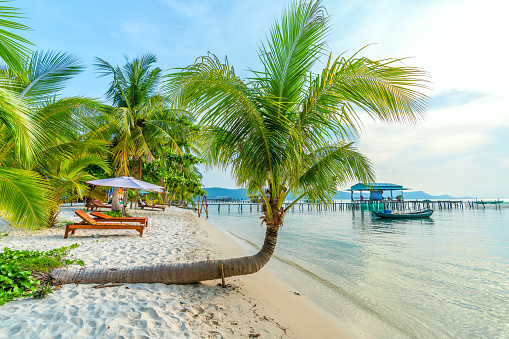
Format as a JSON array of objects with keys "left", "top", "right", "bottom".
[
  {"left": 215, "top": 196, "right": 232, "bottom": 202},
  {"left": 347, "top": 183, "right": 410, "bottom": 201}
]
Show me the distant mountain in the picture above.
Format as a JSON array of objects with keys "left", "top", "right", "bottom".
[
  {"left": 204, "top": 187, "right": 473, "bottom": 200},
  {"left": 403, "top": 191, "right": 474, "bottom": 200}
]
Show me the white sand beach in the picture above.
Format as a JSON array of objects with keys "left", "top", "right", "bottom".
[{"left": 0, "top": 206, "right": 354, "bottom": 338}]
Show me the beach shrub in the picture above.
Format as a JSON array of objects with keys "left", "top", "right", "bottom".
[
  {"left": 0, "top": 262, "right": 40, "bottom": 305},
  {"left": 32, "top": 284, "right": 54, "bottom": 300},
  {"left": 103, "top": 210, "right": 130, "bottom": 217},
  {"left": 17, "top": 257, "right": 63, "bottom": 272},
  {"left": 0, "top": 244, "right": 84, "bottom": 305},
  {"left": 0, "top": 244, "right": 84, "bottom": 268}
]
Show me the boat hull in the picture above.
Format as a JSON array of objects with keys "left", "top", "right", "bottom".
[{"left": 373, "top": 210, "right": 434, "bottom": 219}]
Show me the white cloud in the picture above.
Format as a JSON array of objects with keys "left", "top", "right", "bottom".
[
  {"left": 357, "top": 91, "right": 509, "bottom": 196},
  {"left": 201, "top": 0, "right": 509, "bottom": 197}
]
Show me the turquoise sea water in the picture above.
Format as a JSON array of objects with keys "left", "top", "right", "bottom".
[{"left": 206, "top": 203, "right": 509, "bottom": 338}]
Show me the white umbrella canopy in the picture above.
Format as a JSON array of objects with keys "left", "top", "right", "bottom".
[
  {"left": 87, "top": 176, "right": 164, "bottom": 191},
  {"left": 87, "top": 176, "right": 165, "bottom": 215}
]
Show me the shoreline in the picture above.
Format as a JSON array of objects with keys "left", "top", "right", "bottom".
[
  {"left": 194, "top": 212, "right": 357, "bottom": 338},
  {"left": 0, "top": 205, "right": 355, "bottom": 338},
  {"left": 204, "top": 215, "right": 405, "bottom": 339}
]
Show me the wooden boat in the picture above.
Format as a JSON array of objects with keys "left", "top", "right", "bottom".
[{"left": 373, "top": 210, "right": 434, "bottom": 219}]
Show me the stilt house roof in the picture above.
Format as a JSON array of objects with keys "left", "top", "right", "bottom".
[{"left": 347, "top": 183, "right": 410, "bottom": 191}]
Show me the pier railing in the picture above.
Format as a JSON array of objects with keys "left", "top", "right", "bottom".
[{"left": 203, "top": 200, "right": 469, "bottom": 215}]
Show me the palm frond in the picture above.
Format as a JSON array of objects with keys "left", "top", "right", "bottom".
[
  {"left": 296, "top": 143, "right": 374, "bottom": 203},
  {"left": 50, "top": 153, "right": 110, "bottom": 202},
  {"left": 33, "top": 96, "right": 105, "bottom": 137},
  {"left": 0, "top": 3, "right": 32, "bottom": 74},
  {"left": 20, "top": 50, "right": 85, "bottom": 102},
  {"left": 309, "top": 53, "right": 430, "bottom": 128},
  {"left": 0, "top": 84, "right": 39, "bottom": 165},
  {"left": 35, "top": 139, "right": 109, "bottom": 176},
  {"left": 0, "top": 166, "right": 54, "bottom": 230},
  {"left": 255, "top": 0, "right": 329, "bottom": 111}
]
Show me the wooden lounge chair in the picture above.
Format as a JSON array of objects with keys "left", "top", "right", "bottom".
[
  {"left": 64, "top": 210, "right": 145, "bottom": 238},
  {"left": 88, "top": 200, "right": 112, "bottom": 211},
  {"left": 140, "top": 201, "right": 165, "bottom": 211},
  {"left": 90, "top": 211, "right": 148, "bottom": 226}
]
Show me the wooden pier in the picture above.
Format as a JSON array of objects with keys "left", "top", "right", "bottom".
[{"left": 204, "top": 199, "right": 467, "bottom": 214}]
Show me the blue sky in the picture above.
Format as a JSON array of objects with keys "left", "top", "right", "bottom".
[{"left": 22, "top": 0, "right": 508, "bottom": 198}]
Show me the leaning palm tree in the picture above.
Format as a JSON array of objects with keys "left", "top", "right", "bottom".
[{"left": 51, "top": 0, "right": 428, "bottom": 285}]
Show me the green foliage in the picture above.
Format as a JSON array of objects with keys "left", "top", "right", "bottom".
[
  {"left": 0, "top": 167, "right": 56, "bottom": 231},
  {"left": 141, "top": 152, "right": 205, "bottom": 203},
  {"left": 0, "top": 49, "right": 109, "bottom": 230},
  {"left": 127, "top": 189, "right": 137, "bottom": 203},
  {"left": 17, "top": 256, "right": 62, "bottom": 272},
  {"left": 0, "top": 262, "right": 39, "bottom": 306},
  {"left": 0, "top": 244, "right": 84, "bottom": 305},
  {"left": 33, "top": 284, "right": 54, "bottom": 300},
  {"left": 0, "top": 244, "right": 84, "bottom": 268},
  {"left": 85, "top": 164, "right": 111, "bottom": 180},
  {"left": 0, "top": 3, "right": 33, "bottom": 75},
  {"left": 142, "top": 194, "right": 162, "bottom": 205},
  {"left": 103, "top": 210, "right": 130, "bottom": 217}
]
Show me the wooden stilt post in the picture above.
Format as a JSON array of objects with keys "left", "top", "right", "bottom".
[{"left": 220, "top": 264, "right": 226, "bottom": 288}]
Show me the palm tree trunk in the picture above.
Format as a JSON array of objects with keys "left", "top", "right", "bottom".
[
  {"left": 133, "top": 158, "right": 143, "bottom": 208},
  {"left": 46, "top": 204, "right": 60, "bottom": 228},
  {"left": 168, "top": 190, "right": 177, "bottom": 205},
  {"left": 50, "top": 226, "right": 279, "bottom": 285},
  {"left": 111, "top": 187, "right": 121, "bottom": 211},
  {"left": 159, "top": 177, "right": 167, "bottom": 201}
]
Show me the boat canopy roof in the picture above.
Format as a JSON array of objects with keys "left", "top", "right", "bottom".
[{"left": 346, "top": 183, "right": 410, "bottom": 192}]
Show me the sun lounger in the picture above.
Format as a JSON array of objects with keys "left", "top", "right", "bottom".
[
  {"left": 87, "top": 200, "right": 112, "bottom": 211},
  {"left": 64, "top": 210, "right": 145, "bottom": 238},
  {"left": 140, "top": 201, "right": 165, "bottom": 211},
  {"left": 90, "top": 211, "right": 148, "bottom": 226}
]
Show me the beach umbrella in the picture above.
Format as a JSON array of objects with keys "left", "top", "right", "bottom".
[
  {"left": 87, "top": 176, "right": 164, "bottom": 191},
  {"left": 87, "top": 176, "right": 164, "bottom": 215}
]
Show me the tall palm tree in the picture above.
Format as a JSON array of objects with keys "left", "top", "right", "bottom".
[
  {"left": 92, "top": 54, "right": 188, "bottom": 210},
  {"left": 51, "top": 0, "right": 428, "bottom": 285}
]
